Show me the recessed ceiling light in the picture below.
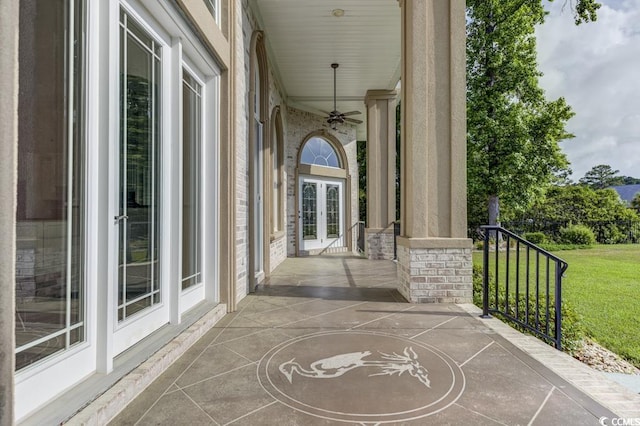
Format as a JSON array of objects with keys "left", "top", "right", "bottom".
[{"left": 331, "top": 9, "right": 345, "bottom": 17}]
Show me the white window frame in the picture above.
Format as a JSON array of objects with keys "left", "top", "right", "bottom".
[
  {"left": 204, "top": 0, "right": 220, "bottom": 24},
  {"left": 15, "top": 0, "right": 221, "bottom": 420}
]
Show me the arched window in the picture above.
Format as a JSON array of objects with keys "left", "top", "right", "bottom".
[
  {"left": 300, "top": 137, "right": 341, "bottom": 168},
  {"left": 271, "top": 106, "right": 284, "bottom": 234}
]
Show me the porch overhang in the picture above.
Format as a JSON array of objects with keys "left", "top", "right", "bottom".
[{"left": 249, "top": 0, "right": 402, "bottom": 140}]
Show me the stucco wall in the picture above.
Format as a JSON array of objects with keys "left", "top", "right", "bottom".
[{"left": 285, "top": 107, "right": 358, "bottom": 256}]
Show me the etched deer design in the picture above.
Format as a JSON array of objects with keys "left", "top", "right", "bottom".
[{"left": 279, "top": 347, "right": 430, "bottom": 388}]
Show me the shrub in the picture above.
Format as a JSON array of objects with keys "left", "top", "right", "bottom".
[
  {"left": 539, "top": 243, "right": 593, "bottom": 251},
  {"left": 522, "top": 232, "right": 547, "bottom": 245},
  {"left": 472, "top": 264, "right": 485, "bottom": 306},
  {"left": 558, "top": 224, "right": 595, "bottom": 246}
]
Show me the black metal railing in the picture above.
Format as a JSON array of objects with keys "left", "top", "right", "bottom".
[
  {"left": 393, "top": 221, "right": 401, "bottom": 259},
  {"left": 480, "top": 226, "right": 568, "bottom": 350},
  {"left": 356, "top": 221, "right": 366, "bottom": 254}
]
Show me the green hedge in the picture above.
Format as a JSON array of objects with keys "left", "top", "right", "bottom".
[
  {"left": 522, "top": 232, "right": 547, "bottom": 245},
  {"left": 558, "top": 224, "right": 596, "bottom": 246}
]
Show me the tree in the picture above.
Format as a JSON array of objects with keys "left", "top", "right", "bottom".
[
  {"left": 467, "top": 0, "right": 577, "bottom": 227},
  {"left": 521, "top": 185, "right": 639, "bottom": 243},
  {"left": 357, "top": 140, "right": 367, "bottom": 223},
  {"left": 525, "top": 185, "right": 637, "bottom": 224},
  {"left": 571, "top": 0, "right": 602, "bottom": 24},
  {"left": 552, "top": 166, "right": 574, "bottom": 186},
  {"left": 578, "top": 164, "right": 621, "bottom": 189},
  {"left": 631, "top": 193, "right": 640, "bottom": 213},
  {"left": 619, "top": 176, "right": 640, "bottom": 185}
]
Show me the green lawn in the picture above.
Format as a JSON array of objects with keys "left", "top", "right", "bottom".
[{"left": 474, "top": 244, "right": 640, "bottom": 367}]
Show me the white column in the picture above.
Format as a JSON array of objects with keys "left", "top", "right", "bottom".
[
  {"left": 397, "top": 0, "right": 472, "bottom": 303},
  {"left": 0, "top": 0, "right": 19, "bottom": 422},
  {"left": 364, "top": 90, "right": 397, "bottom": 260}
]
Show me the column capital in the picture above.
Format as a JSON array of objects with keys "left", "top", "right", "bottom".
[{"left": 364, "top": 89, "right": 398, "bottom": 105}]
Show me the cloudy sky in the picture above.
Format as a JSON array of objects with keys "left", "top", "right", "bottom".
[{"left": 536, "top": 0, "right": 640, "bottom": 180}]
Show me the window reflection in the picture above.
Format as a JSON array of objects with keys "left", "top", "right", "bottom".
[
  {"left": 182, "top": 71, "right": 202, "bottom": 291},
  {"left": 118, "top": 12, "right": 162, "bottom": 320},
  {"left": 15, "top": 0, "right": 86, "bottom": 371}
]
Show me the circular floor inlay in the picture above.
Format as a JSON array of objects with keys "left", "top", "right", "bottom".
[{"left": 258, "top": 331, "right": 465, "bottom": 423}]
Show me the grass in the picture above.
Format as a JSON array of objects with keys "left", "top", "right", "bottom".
[
  {"left": 473, "top": 244, "right": 640, "bottom": 367},
  {"left": 557, "top": 245, "right": 640, "bottom": 367}
]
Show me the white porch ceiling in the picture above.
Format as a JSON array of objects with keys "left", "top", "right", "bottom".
[{"left": 251, "top": 0, "right": 401, "bottom": 140}]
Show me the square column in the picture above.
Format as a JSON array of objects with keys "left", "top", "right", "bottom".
[
  {"left": 398, "top": 0, "right": 472, "bottom": 303},
  {"left": 365, "top": 90, "right": 397, "bottom": 260},
  {"left": 0, "top": 0, "right": 19, "bottom": 422}
]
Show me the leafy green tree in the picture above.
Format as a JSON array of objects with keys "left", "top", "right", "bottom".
[
  {"left": 578, "top": 164, "right": 622, "bottom": 189},
  {"left": 620, "top": 176, "right": 640, "bottom": 185},
  {"left": 521, "top": 185, "right": 639, "bottom": 243},
  {"left": 467, "top": 0, "right": 578, "bottom": 227},
  {"left": 572, "top": 0, "right": 602, "bottom": 24},
  {"left": 526, "top": 185, "right": 637, "bottom": 224},
  {"left": 357, "top": 140, "right": 367, "bottom": 223},
  {"left": 552, "top": 166, "right": 574, "bottom": 186},
  {"left": 631, "top": 193, "right": 640, "bottom": 213}
]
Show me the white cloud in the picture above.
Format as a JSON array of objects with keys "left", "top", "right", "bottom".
[{"left": 536, "top": 0, "right": 640, "bottom": 179}]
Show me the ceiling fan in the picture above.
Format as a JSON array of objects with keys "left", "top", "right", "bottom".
[{"left": 324, "top": 63, "right": 363, "bottom": 129}]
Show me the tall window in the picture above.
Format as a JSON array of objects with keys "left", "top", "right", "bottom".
[
  {"left": 271, "top": 108, "right": 284, "bottom": 233},
  {"left": 204, "top": 0, "right": 218, "bottom": 23},
  {"left": 15, "top": 0, "right": 86, "bottom": 371},
  {"left": 118, "top": 11, "right": 162, "bottom": 321},
  {"left": 182, "top": 70, "right": 202, "bottom": 291}
]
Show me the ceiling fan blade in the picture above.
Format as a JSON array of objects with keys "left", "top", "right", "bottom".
[
  {"left": 342, "top": 111, "right": 362, "bottom": 116},
  {"left": 345, "top": 117, "right": 363, "bottom": 124},
  {"left": 320, "top": 110, "right": 332, "bottom": 116}
]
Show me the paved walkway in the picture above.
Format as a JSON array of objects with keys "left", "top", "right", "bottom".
[{"left": 110, "top": 255, "right": 623, "bottom": 425}]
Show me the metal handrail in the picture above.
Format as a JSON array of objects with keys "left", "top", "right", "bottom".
[
  {"left": 480, "top": 225, "right": 568, "bottom": 350},
  {"left": 318, "top": 221, "right": 366, "bottom": 255}
]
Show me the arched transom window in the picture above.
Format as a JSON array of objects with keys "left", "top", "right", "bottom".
[{"left": 300, "top": 137, "right": 341, "bottom": 168}]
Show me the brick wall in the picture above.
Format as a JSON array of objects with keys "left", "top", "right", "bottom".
[
  {"left": 236, "top": 0, "right": 288, "bottom": 299},
  {"left": 285, "top": 107, "right": 358, "bottom": 256},
  {"left": 397, "top": 245, "right": 473, "bottom": 303},
  {"left": 365, "top": 228, "right": 395, "bottom": 260}
]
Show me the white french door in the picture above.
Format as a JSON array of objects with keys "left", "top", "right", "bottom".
[
  {"left": 299, "top": 176, "right": 345, "bottom": 252},
  {"left": 112, "top": 8, "right": 169, "bottom": 355}
]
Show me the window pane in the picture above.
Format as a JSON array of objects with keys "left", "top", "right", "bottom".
[
  {"left": 119, "top": 12, "right": 162, "bottom": 320},
  {"left": 302, "top": 183, "right": 317, "bottom": 240},
  {"left": 272, "top": 123, "right": 279, "bottom": 232},
  {"left": 204, "top": 0, "right": 217, "bottom": 21},
  {"left": 182, "top": 70, "right": 202, "bottom": 291},
  {"left": 300, "top": 137, "right": 340, "bottom": 168},
  {"left": 326, "top": 185, "right": 340, "bottom": 238},
  {"left": 15, "top": 0, "right": 86, "bottom": 371}
]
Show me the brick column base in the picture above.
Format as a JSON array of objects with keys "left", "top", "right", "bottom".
[
  {"left": 396, "top": 238, "right": 473, "bottom": 303},
  {"left": 365, "top": 227, "right": 396, "bottom": 260}
]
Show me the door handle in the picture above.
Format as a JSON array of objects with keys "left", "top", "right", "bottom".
[{"left": 114, "top": 214, "right": 128, "bottom": 223}]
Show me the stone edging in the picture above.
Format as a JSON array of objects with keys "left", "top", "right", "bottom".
[
  {"left": 67, "top": 304, "right": 227, "bottom": 425},
  {"left": 458, "top": 303, "right": 640, "bottom": 419}
]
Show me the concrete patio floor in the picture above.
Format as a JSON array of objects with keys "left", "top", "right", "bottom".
[{"left": 109, "top": 255, "right": 632, "bottom": 425}]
